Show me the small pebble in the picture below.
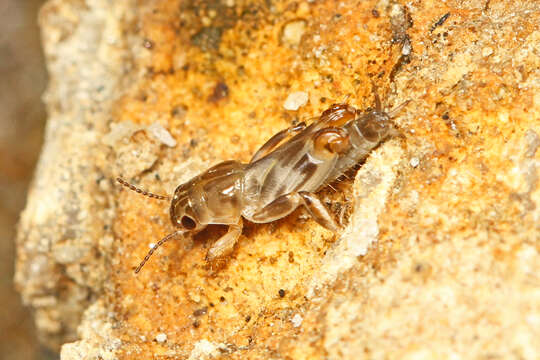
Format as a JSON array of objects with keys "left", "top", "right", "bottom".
[
  {"left": 291, "top": 314, "right": 303, "bottom": 327},
  {"left": 147, "top": 122, "right": 177, "bottom": 147},
  {"left": 284, "top": 91, "right": 309, "bottom": 110},
  {"left": 410, "top": 157, "right": 420, "bottom": 168},
  {"left": 402, "top": 38, "right": 412, "bottom": 56},
  {"left": 155, "top": 333, "right": 167, "bottom": 343},
  {"left": 201, "top": 16, "right": 211, "bottom": 27},
  {"left": 482, "top": 47, "right": 493, "bottom": 57},
  {"left": 281, "top": 19, "right": 307, "bottom": 46}
]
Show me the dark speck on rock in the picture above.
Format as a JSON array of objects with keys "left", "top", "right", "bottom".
[
  {"left": 193, "top": 307, "right": 208, "bottom": 317},
  {"left": 191, "top": 27, "right": 223, "bottom": 52},
  {"left": 143, "top": 39, "right": 154, "bottom": 49},
  {"left": 171, "top": 104, "right": 187, "bottom": 119},
  {"left": 208, "top": 82, "right": 229, "bottom": 103}
]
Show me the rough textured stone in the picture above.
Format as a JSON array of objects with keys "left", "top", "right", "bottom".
[
  {"left": 15, "top": 0, "right": 133, "bottom": 349},
  {"left": 16, "top": 0, "right": 539, "bottom": 359}
]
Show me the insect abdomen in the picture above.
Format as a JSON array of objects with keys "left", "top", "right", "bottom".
[{"left": 322, "top": 111, "right": 395, "bottom": 185}]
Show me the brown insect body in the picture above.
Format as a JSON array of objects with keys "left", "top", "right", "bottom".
[{"left": 118, "top": 90, "right": 407, "bottom": 273}]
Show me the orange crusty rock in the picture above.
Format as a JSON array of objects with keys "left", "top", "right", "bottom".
[{"left": 16, "top": 0, "right": 539, "bottom": 359}]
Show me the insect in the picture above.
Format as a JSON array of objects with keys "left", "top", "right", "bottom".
[{"left": 118, "top": 87, "right": 408, "bottom": 273}]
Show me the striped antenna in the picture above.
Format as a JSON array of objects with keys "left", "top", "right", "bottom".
[
  {"left": 116, "top": 177, "right": 170, "bottom": 201},
  {"left": 134, "top": 231, "right": 184, "bottom": 273}
]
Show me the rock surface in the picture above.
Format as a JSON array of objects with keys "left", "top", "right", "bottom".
[{"left": 15, "top": 0, "right": 539, "bottom": 359}]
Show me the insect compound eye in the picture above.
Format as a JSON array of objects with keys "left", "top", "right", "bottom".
[{"left": 181, "top": 216, "right": 197, "bottom": 230}]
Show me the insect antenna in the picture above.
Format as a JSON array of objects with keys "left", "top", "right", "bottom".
[
  {"left": 134, "top": 231, "right": 185, "bottom": 273},
  {"left": 340, "top": 93, "right": 351, "bottom": 104},
  {"left": 371, "top": 82, "right": 382, "bottom": 112},
  {"left": 387, "top": 100, "right": 411, "bottom": 118},
  {"left": 116, "top": 177, "right": 170, "bottom": 201}
]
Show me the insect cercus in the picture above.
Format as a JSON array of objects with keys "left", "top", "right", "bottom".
[{"left": 118, "top": 87, "right": 408, "bottom": 273}]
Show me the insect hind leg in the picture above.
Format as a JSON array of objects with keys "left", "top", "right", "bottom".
[
  {"left": 249, "top": 191, "right": 341, "bottom": 232},
  {"left": 298, "top": 192, "right": 341, "bottom": 232}
]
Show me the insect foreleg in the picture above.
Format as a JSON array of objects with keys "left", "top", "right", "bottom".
[
  {"left": 250, "top": 122, "right": 306, "bottom": 163},
  {"left": 206, "top": 218, "right": 243, "bottom": 261},
  {"left": 250, "top": 191, "right": 340, "bottom": 232}
]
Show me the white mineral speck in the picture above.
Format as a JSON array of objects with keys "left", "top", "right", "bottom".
[
  {"left": 147, "top": 122, "right": 177, "bottom": 147},
  {"left": 188, "top": 340, "right": 225, "bottom": 359},
  {"left": 149, "top": 243, "right": 156, "bottom": 249},
  {"left": 482, "top": 47, "right": 493, "bottom": 57},
  {"left": 410, "top": 157, "right": 420, "bottom": 168},
  {"left": 291, "top": 313, "right": 303, "bottom": 327},
  {"left": 155, "top": 333, "right": 167, "bottom": 343},
  {"left": 284, "top": 91, "right": 309, "bottom": 110},
  {"left": 281, "top": 19, "right": 307, "bottom": 46},
  {"left": 402, "top": 39, "right": 412, "bottom": 56}
]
